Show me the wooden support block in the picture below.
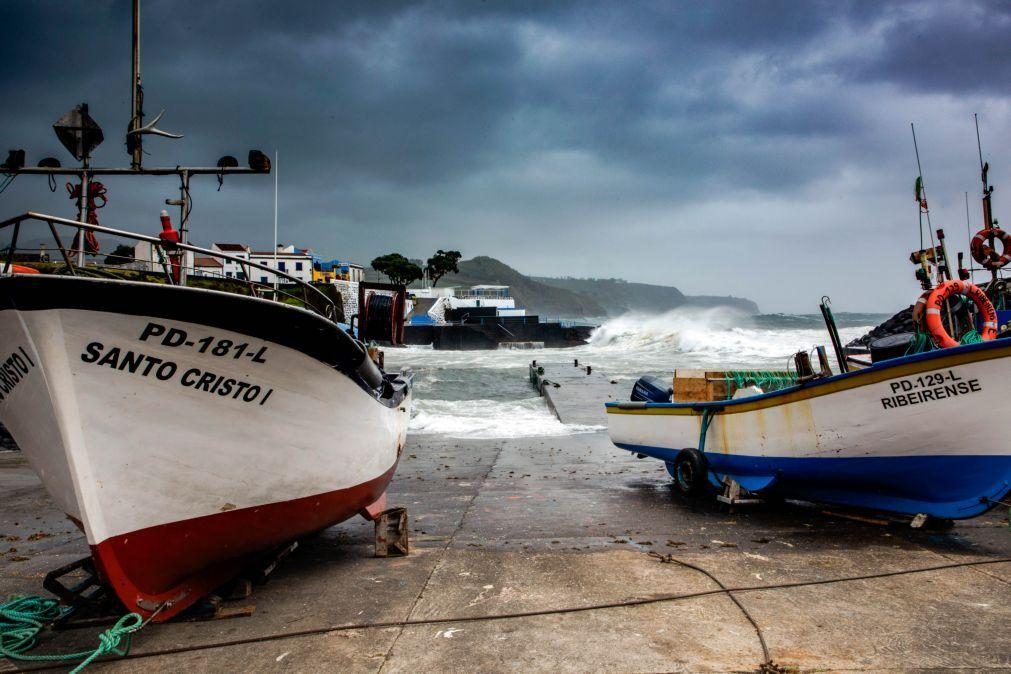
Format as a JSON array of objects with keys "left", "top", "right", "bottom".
[{"left": 375, "top": 507, "right": 409, "bottom": 557}]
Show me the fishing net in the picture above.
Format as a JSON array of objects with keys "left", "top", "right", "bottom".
[
  {"left": 722, "top": 371, "right": 798, "bottom": 399},
  {"left": 959, "top": 328, "right": 984, "bottom": 345},
  {"left": 905, "top": 331, "right": 936, "bottom": 355}
]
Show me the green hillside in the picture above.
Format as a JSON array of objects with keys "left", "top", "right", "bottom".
[
  {"left": 366, "top": 255, "right": 758, "bottom": 317},
  {"left": 435, "top": 257, "right": 608, "bottom": 318}
]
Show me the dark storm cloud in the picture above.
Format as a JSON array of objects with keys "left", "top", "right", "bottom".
[
  {"left": 835, "top": 2, "right": 1011, "bottom": 94},
  {"left": 2, "top": 1, "right": 1009, "bottom": 311}
]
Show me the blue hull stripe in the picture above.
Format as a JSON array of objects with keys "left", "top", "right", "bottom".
[{"left": 615, "top": 442, "right": 1011, "bottom": 519}]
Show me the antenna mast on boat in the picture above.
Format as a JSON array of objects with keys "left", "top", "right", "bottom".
[
  {"left": 965, "top": 191, "right": 975, "bottom": 281},
  {"left": 910, "top": 123, "right": 941, "bottom": 287},
  {"left": 974, "top": 113, "right": 999, "bottom": 285},
  {"left": 274, "top": 150, "right": 279, "bottom": 293},
  {"left": 0, "top": 0, "right": 271, "bottom": 285}
]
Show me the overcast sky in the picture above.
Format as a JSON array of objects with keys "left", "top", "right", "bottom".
[{"left": 2, "top": 1, "right": 1010, "bottom": 312}]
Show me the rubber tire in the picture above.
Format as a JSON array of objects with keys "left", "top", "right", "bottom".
[{"left": 671, "top": 448, "right": 708, "bottom": 497}]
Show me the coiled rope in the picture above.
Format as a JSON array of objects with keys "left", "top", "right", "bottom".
[{"left": 0, "top": 596, "right": 142, "bottom": 672}]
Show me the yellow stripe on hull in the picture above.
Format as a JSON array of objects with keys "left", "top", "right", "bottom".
[{"left": 606, "top": 341, "right": 1011, "bottom": 416}]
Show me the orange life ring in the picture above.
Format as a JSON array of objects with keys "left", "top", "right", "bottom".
[
  {"left": 970, "top": 227, "right": 1011, "bottom": 269},
  {"left": 924, "top": 280, "right": 997, "bottom": 348},
  {"left": 8, "top": 264, "right": 39, "bottom": 275}
]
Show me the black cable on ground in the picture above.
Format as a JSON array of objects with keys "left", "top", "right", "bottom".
[
  {"left": 8, "top": 556, "right": 1008, "bottom": 673},
  {"left": 648, "top": 551, "right": 771, "bottom": 667}
]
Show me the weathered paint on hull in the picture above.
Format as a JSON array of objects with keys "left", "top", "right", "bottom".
[{"left": 606, "top": 340, "right": 1011, "bottom": 519}]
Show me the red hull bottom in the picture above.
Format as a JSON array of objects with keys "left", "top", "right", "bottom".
[{"left": 90, "top": 465, "right": 397, "bottom": 622}]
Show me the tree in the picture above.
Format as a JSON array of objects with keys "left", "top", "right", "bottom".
[
  {"left": 425, "top": 249, "right": 462, "bottom": 287},
  {"left": 105, "top": 244, "right": 135, "bottom": 266},
  {"left": 371, "top": 253, "right": 423, "bottom": 286}
]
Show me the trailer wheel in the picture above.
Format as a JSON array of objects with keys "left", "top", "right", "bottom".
[{"left": 670, "top": 448, "right": 708, "bottom": 497}]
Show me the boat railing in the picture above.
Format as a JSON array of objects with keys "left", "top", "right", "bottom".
[{"left": 0, "top": 211, "right": 340, "bottom": 322}]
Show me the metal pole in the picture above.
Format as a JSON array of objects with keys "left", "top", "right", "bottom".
[
  {"left": 178, "top": 169, "right": 189, "bottom": 286},
  {"left": 130, "top": 0, "right": 143, "bottom": 169},
  {"left": 273, "top": 149, "right": 278, "bottom": 294},
  {"left": 965, "top": 191, "right": 975, "bottom": 281},
  {"left": 76, "top": 160, "right": 88, "bottom": 268}
]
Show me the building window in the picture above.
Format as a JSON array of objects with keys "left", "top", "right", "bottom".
[
  {"left": 295, "top": 262, "right": 303, "bottom": 271},
  {"left": 237, "top": 271, "right": 245, "bottom": 280},
  {"left": 260, "top": 276, "right": 268, "bottom": 284},
  {"left": 225, "top": 271, "right": 233, "bottom": 278},
  {"left": 278, "top": 261, "right": 286, "bottom": 271}
]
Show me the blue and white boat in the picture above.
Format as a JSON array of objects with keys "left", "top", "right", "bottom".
[{"left": 606, "top": 338, "right": 1011, "bottom": 520}]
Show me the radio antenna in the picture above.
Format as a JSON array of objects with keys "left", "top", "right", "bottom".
[
  {"left": 974, "top": 113, "right": 998, "bottom": 283},
  {"left": 911, "top": 123, "right": 936, "bottom": 253}
]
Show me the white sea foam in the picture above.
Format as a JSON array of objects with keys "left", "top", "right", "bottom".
[
  {"left": 387, "top": 307, "right": 879, "bottom": 440},
  {"left": 409, "top": 397, "right": 603, "bottom": 439},
  {"left": 585, "top": 307, "right": 872, "bottom": 371}
]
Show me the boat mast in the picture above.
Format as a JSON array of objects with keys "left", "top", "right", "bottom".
[
  {"left": 1, "top": 0, "right": 271, "bottom": 284},
  {"left": 273, "top": 150, "right": 279, "bottom": 293},
  {"left": 974, "top": 114, "right": 998, "bottom": 285},
  {"left": 130, "top": 0, "right": 143, "bottom": 170}
]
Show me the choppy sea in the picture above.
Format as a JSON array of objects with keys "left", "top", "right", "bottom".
[{"left": 383, "top": 308, "right": 887, "bottom": 440}]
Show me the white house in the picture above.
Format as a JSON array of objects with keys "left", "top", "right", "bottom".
[
  {"left": 247, "top": 245, "right": 314, "bottom": 286},
  {"left": 211, "top": 243, "right": 251, "bottom": 280}
]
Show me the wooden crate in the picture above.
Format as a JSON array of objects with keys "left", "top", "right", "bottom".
[{"left": 673, "top": 370, "right": 729, "bottom": 402}]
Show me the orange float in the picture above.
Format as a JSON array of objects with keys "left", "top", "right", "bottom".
[
  {"left": 923, "top": 280, "right": 997, "bottom": 348},
  {"left": 7, "top": 264, "right": 39, "bottom": 275}
]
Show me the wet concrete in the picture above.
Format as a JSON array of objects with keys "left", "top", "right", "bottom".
[{"left": 1, "top": 379, "right": 1010, "bottom": 672}]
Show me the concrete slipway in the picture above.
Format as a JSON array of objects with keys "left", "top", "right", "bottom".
[{"left": 0, "top": 361, "right": 1009, "bottom": 673}]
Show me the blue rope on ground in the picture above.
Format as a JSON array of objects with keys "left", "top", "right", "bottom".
[{"left": 0, "top": 595, "right": 143, "bottom": 672}]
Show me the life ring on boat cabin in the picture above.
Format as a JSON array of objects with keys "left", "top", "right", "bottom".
[
  {"left": 970, "top": 227, "right": 1011, "bottom": 269},
  {"left": 923, "top": 280, "right": 998, "bottom": 349}
]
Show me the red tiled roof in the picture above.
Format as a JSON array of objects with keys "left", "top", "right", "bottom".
[
  {"left": 194, "top": 256, "right": 223, "bottom": 268},
  {"left": 213, "top": 243, "right": 248, "bottom": 252}
]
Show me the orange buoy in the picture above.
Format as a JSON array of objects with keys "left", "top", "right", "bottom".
[
  {"left": 8, "top": 264, "right": 39, "bottom": 275},
  {"left": 923, "top": 280, "right": 997, "bottom": 348},
  {"left": 970, "top": 227, "right": 1011, "bottom": 270}
]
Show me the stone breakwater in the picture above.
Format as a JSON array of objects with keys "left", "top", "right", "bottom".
[{"left": 847, "top": 304, "right": 914, "bottom": 348}]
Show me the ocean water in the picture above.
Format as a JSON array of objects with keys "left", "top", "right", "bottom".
[{"left": 383, "top": 307, "right": 886, "bottom": 440}]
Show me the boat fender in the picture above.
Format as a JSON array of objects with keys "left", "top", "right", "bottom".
[
  {"left": 6, "top": 264, "right": 39, "bottom": 275},
  {"left": 970, "top": 227, "right": 1011, "bottom": 270},
  {"left": 924, "top": 280, "right": 998, "bottom": 348},
  {"left": 355, "top": 351, "right": 384, "bottom": 390}
]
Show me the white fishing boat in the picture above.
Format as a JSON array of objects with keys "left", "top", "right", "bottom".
[
  {"left": 0, "top": 214, "right": 411, "bottom": 621},
  {"left": 607, "top": 337, "right": 1011, "bottom": 520},
  {"left": 0, "top": 1, "right": 411, "bottom": 621},
  {"left": 606, "top": 140, "right": 1011, "bottom": 522}
]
